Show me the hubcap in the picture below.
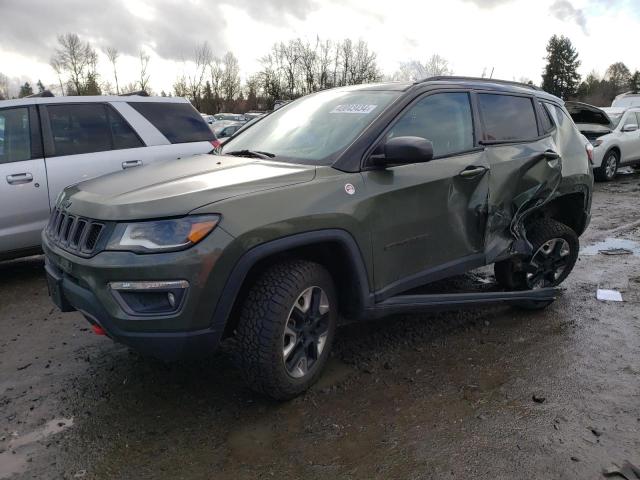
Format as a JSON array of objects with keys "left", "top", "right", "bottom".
[
  {"left": 525, "top": 238, "right": 571, "bottom": 289},
  {"left": 605, "top": 154, "right": 617, "bottom": 178},
  {"left": 282, "top": 286, "right": 330, "bottom": 378}
]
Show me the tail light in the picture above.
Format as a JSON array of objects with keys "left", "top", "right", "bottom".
[
  {"left": 210, "top": 139, "right": 221, "bottom": 149},
  {"left": 586, "top": 143, "right": 594, "bottom": 165}
]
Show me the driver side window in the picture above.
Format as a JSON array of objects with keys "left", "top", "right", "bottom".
[{"left": 387, "top": 92, "right": 474, "bottom": 158}]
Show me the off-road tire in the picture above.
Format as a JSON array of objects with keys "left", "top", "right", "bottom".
[
  {"left": 594, "top": 149, "right": 619, "bottom": 182},
  {"left": 234, "top": 260, "right": 337, "bottom": 400},
  {"left": 494, "top": 218, "right": 579, "bottom": 295}
]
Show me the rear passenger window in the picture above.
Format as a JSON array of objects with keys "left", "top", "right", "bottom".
[
  {"left": 0, "top": 108, "right": 31, "bottom": 163},
  {"left": 538, "top": 101, "right": 555, "bottom": 134},
  {"left": 478, "top": 94, "right": 539, "bottom": 142},
  {"left": 388, "top": 92, "right": 474, "bottom": 157},
  {"left": 48, "top": 104, "right": 111, "bottom": 156},
  {"left": 129, "top": 102, "right": 213, "bottom": 144},
  {"left": 106, "top": 106, "right": 144, "bottom": 149}
]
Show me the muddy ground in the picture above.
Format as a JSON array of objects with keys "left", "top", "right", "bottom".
[{"left": 1, "top": 171, "right": 640, "bottom": 480}]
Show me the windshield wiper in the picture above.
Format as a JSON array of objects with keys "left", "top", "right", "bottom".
[{"left": 225, "top": 149, "right": 275, "bottom": 159}]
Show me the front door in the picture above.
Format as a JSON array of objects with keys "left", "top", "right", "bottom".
[
  {"left": 363, "top": 91, "right": 489, "bottom": 297},
  {"left": 0, "top": 106, "right": 50, "bottom": 254}
]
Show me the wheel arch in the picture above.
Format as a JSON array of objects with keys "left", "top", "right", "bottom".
[
  {"left": 525, "top": 191, "right": 589, "bottom": 236},
  {"left": 212, "top": 230, "right": 373, "bottom": 338}
]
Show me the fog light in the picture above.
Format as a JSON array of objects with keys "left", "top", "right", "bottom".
[{"left": 109, "top": 280, "right": 189, "bottom": 315}]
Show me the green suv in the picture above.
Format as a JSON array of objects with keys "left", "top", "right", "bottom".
[{"left": 43, "top": 77, "right": 593, "bottom": 399}]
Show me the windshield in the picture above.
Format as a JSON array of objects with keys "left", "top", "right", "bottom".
[
  {"left": 608, "top": 113, "right": 623, "bottom": 128},
  {"left": 221, "top": 89, "right": 400, "bottom": 165}
]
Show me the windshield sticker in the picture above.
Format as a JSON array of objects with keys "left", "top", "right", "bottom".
[{"left": 330, "top": 104, "right": 377, "bottom": 114}]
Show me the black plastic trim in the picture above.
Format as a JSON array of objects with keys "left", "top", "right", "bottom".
[{"left": 209, "top": 229, "right": 374, "bottom": 330}]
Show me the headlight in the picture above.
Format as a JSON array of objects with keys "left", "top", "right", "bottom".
[{"left": 107, "top": 215, "right": 219, "bottom": 253}]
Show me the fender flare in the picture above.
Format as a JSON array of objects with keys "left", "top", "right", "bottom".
[{"left": 210, "top": 229, "right": 373, "bottom": 332}]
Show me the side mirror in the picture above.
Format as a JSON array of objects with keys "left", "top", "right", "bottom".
[
  {"left": 372, "top": 136, "right": 434, "bottom": 167},
  {"left": 622, "top": 123, "right": 638, "bottom": 132}
]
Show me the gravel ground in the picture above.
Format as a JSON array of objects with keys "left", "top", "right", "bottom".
[{"left": 1, "top": 171, "right": 640, "bottom": 480}]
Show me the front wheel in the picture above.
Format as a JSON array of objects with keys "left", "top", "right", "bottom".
[
  {"left": 594, "top": 150, "right": 619, "bottom": 182},
  {"left": 495, "top": 218, "right": 579, "bottom": 294},
  {"left": 234, "top": 260, "right": 337, "bottom": 400}
]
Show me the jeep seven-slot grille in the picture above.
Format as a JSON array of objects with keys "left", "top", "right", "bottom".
[{"left": 46, "top": 207, "right": 105, "bottom": 256}]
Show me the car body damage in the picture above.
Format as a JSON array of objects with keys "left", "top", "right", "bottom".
[{"left": 483, "top": 141, "right": 563, "bottom": 264}]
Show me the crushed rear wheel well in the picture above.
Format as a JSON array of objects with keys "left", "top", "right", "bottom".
[
  {"left": 525, "top": 192, "right": 587, "bottom": 235},
  {"left": 223, "top": 241, "right": 367, "bottom": 337}
]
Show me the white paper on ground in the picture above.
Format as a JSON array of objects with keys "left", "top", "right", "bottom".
[{"left": 596, "top": 289, "right": 623, "bottom": 302}]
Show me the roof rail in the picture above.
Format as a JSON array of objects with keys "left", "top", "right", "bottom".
[
  {"left": 119, "top": 90, "right": 149, "bottom": 97},
  {"left": 417, "top": 76, "right": 543, "bottom": 91},
  {"left": 26, "top": 90, "right": 54, "bottom": 98}
]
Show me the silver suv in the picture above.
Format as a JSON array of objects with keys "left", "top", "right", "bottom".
[{"left": 0, "top": 95, "right": 216, "bottom": 260}]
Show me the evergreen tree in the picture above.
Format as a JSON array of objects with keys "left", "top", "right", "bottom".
[
  {"left": 629, "top": 71, "right": 640, "bottom": 93},
  {"left": 36, "top": 80, "right": 46, "bottom": 93},
  {"left": 18, "top": 82, "right": 33, "bottom": 98},
  {"left": 541, "top": 35, "right": 581, "bottom": 99}
]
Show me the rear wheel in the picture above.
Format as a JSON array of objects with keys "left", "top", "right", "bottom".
[
  {"left": 234, "top": 260, "right": 337, "bottom": 400},
  {"left": 494, "top": 219, "right": 579, "bottom": 306},
  {"left": 594, "top": 150, "right": 619, "bottom": 182}
]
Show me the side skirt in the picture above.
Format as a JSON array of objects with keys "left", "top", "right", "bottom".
[{"left": 364, "top": 287, "right": 558, "bottom": 319}]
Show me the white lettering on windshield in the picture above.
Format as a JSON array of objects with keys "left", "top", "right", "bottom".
[{"left": 330, "top": 104, "right": 377, "bottom": 114}]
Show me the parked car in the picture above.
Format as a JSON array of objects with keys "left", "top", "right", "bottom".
[
  {"left": 0, "top": 95, "right": 216, "bottom": 260},
  {"left": 213, "top": 122, "right": 243, "bottom": 139},
  {"left": 201, "top": 114, "right": 215, "bottom": 124},
  {"left": 44, "top": 77, "right": 592, "bottom": 399},
  {"left": 566, "top": 102, "right": 640, "bottom": 181},
  {"left": 612, "top": 92, "right": 640, "bottom": 108},
  {"left": 243, "top": 111, "right": 266, "bottom": 121},
  {"left": 213, "top": 113, "right": 245, "bottom": 122}
]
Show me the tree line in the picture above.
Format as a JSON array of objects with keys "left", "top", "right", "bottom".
[
  {"left": 1, "top": 32, "right": 638, "bottom": 111},
  {"left": 541, "top": 34, "right": 640, "bottom": 105}
]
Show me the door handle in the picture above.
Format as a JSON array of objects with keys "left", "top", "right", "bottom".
[
  {"left": 458, "top": 166, "right": 487, "bottom": 178},
  {"left": 542, "top": 150, "right": 561, "bottom": 161},
  {"left": 122, "top": 160, "right": 143, "bottom": 169},
  {"left": 6, "top": 172, "right": 33, "bottom": 185}
]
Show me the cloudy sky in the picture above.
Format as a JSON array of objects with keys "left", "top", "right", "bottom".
[{"left": 1, "top": 0, "right": 639, "bottom": 94}]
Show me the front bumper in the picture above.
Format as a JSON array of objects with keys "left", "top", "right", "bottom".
[{"left": 42, "top": 227, "right": 237, "bottom": 361}]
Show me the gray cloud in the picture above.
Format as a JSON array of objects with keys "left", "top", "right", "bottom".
[
  {"left": 550, "top": 0, "right": 588, "bottom": 34},
  {"left": 0, "top": 0, "right": 318, "bottom": 62}
]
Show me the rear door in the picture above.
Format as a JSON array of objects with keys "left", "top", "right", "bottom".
[
  {"left": 0, "top": 106, "right": 50, "bottom": 254},
  {"left": 477, "top": 93, "right": 562, "bottom": 262},
  {"left": 41, "top": 103, "right": 148, "bottom": 205}
]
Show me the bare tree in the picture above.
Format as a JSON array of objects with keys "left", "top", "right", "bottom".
[
  {"left": 105, "top": 47, "right": 120, "bottom": 94},
  {"left": 209, "top": 56, "right": 225, "bottom": 112},
  {"left": 392, "top": 54, "right": 452, "bottom": 82},
  {"left": 0, "top": 73, "right": 9, "bottom": 100},
  {"left": 49, "top": 58, "right": 65, "bottom": 95},
  {"left": 187, "top": 42, "right": 213, "bottom": 110},
  {"left": 221, "top": 52, "right": 241, "bottom": 107},
  {"left": 50, "top": 33, "right": 96, "bottom": 95},
  {"left": 138, "top": 50, "right": 151, "bottom": 93}
]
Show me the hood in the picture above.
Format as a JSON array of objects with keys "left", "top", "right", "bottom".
[
  {"left": 62, "top": 154, "right": 316, "bottom": 221},
  {"left": 565, "top": 101, "right": 612, "bottom": 128}
]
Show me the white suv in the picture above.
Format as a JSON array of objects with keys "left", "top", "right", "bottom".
[
  {"left": 0, "top": 95, "right": 216, "bottom": 260},
  {"left": 566, "top": 102, "right": 640, "bottom": 181}
]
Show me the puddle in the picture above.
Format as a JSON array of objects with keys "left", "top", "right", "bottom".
[
  {"left": 581, "top": 237, "right": 640, "bottom": 256},
  {"left": 0, "top": 417, "right": 73, "bottom": 479}
]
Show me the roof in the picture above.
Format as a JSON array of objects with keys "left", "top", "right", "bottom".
[{"left": 0, "top": 95, "right": 191, "bottom": 108}]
